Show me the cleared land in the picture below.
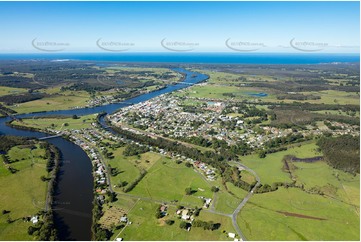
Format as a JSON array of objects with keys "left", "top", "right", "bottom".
[
  {"left": 9, "top": 90, "right": 91, "bottom": 114},
  {"left": 0, "top": 144, "right": 48, "bottom": 240},
  {"left": 175, "top": 84, "right": 275, "bottom": 102},
  {"left": 237, "top": 141, "right": 359, "bottom": 241},
  {"left": 112, "top": 200, "right": 234, "bottom": 241},
  {"left": 240, "top": 142, "right": 320, "bottom": 185},
  {"left": 106, "top": 148, "right": 160, "bottom": 192},
  {"left": 0, "top": 86, "right": 27, "bottom": 97},
  {"left": 237, "top": 187, "right": 360, "bottom": 241},
  {"left": 128, "top": 158, "right": 213, "bottom": 206},
  {"left": 12, "top": 114, "right": 97, "bottom": 131}
]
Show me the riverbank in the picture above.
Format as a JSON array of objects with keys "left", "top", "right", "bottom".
[
  {"left": 0, "top": 68, "right": 209, "bottom": 240},
  {"left": 0, "top": 136, "right": 59, "bottom": 240}
]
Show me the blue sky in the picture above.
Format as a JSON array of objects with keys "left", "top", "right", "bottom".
[{"left": 0, "top": 1, "right": 359, "bottom": 53}]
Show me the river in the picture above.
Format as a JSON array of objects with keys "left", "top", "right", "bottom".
[{"left": 0, "top": 68, "right": 208, "bottom": 240}]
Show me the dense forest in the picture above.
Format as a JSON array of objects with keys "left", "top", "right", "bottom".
[
  {"left": 317, "top": 135, "right": 360, "bottom": 174},
  {"left": 0, "top": 135, "right": 33, "bottom": 152},
  {"left": 0, "top": 92, "right": 47, "bottom": 105}
]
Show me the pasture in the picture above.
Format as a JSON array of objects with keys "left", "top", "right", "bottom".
[
  {"left": 129, "top": 158, "right": 213, "bottom": 206},
  {"left": 0, "top": 144, "right": 48, "bottom": 240},
  {"left": 13, "top": 114, "right": 97, "bottom": 131},
  {"left": 115, "top": 200, "right": 233, "bottom": 241},
  {"left": 9, "top": 90, "right": 90, "bottom": 114},
  {"left": 237, "top": 187, "right": 360, "bottom": 241},
  {"left": 240, "top": 142, "right": 320, "bottom": 185}
]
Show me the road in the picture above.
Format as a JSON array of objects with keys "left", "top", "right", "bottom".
[
  {"left": 96, "top": 123, "right": 261, "bottom": 241},
  {"left": 111, "top": 160, "right": 261, "bottom": 241},
  {"left": 230, "top": 161, "right": 261, "bottom": 241}
]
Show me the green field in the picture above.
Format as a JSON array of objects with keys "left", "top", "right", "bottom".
[
  {"left": 0, "top": 86, "right": 27, "bottom": 97},
  {"left": 114, "top": 200, "right": 233, "bottom": 241},
  {"left": 129, "top": 158, "right": 213, "bottom": 206},
  {"left": 311, "top": 109, "right": 360, "bottom": 118},
  {"left": 293, "top": 159, "right": 360, "bottom": 208},
  {"left": 301, "top": 90, "right": 360, "bottom": 105},
  {"left": 237, "top": 141, "right": 359, "bottom": 241},
  {"left": 213, "top": 182, "right": 248, "bottom": 215},
  {"left": 8, "top": 90, "right": 91, "bottom": 114},
  {"left": 106, "top": 152, "right": 239, "bottom": 241},
  {"left": 175, "top": 84, "right": 275, "bottom": 101},
  {"left": 107, "top": 149, "right": 162, "bottom": 192},
  {"left": 263, "top": 90, "right": 360, "bottom": 105},
  {"left": 237, "top": 187, "right": 360, "bottom": 241},
  {"left": 12, "top": 114, "right": 97, "bottom": 131},
  {"left": 178, "top": 69, "right": 360, "bottom": 107},
  {"left": 240, "top": 142, "right": 320, "bottom": 185},
  {"left": 192, "top": 69, "right": 279, "bottom": 85},
  {"left": 0, "top": 144, "right": 48, "bottom": 240}
]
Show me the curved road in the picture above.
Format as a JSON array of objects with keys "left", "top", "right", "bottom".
[
  {"left": 98, "top": 119, "right": 261, "bottom": 241},
  {"left": 98, "top": 116, "right": 261, "bottom": 241},
  {"left": 230, "top": 162, "right": 261, "bottom": 241}
]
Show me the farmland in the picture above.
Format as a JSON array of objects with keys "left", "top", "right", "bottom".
[
  {"left": 0, "top": 143, "right": 49, "bottom": 240},
  {"left": 9, "top": 90, "right": 91, "bottom": 114},
  {"left": 12, "top": 114, "right": 97, "bottom": 131},
  {"left": 112, "top": 200, "right": 234, "bottom": 241},
  {"left": 0, "top": 86, "right": 26, "bottom": 97},
  {"left": 0, "top": 61, "right": 182, "bottom": 114},
  {"left": 0, "top": 61, "right": 359, "bottom": 241},
  {"left": 235, "top": 140, "right": 360, "bottom": 241},
  {"left": 128, "top": 158, "right": 213, "bottom": 205},
  {"left": 103, "top": 63, "right": 358, "bottom": 241},
  {"left": 237, "top": 187, "right": 359, "bottom": 241},
  {"left": 239, "top": 142, "right": 321, "bottom": 185}
]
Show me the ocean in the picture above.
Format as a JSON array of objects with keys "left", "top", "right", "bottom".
[{"left": 0, "top": 52, "right": 359, "bottom": 64}]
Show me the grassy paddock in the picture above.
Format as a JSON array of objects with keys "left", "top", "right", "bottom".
[
  {"left": 237, "top": 187, "right": 360, "bottom": 241},
  {"left": 107, "top": 149, "right": 162, "bottom": 192},
  {"left": 240, "top": 142, "right": 320, "bottom": 185},
  {"left": 9, "top": 90, "right": 90, "bottom": 114},
  {"left": 129, "top": 158, "right": 213, "bottom": 206},
  {"left": 0, "top": 144, "right": 48, "bottom": 240},
  {"left": 117, "top": 200, "right": 232, "bottom": 241},
  {"left": 12, "top": 114, "right": 97, "bottom": 131},
  {"left": 0, "top": 86, "right": 27, "bottom": 97}
]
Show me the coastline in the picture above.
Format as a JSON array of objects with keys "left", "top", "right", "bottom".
[{"left": 0, "top": 53, "right": 359, "bottom": 65}]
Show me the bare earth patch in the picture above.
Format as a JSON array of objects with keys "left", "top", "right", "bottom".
[{"left": 277, "top": 211, "right": 326, "bottom": 220}]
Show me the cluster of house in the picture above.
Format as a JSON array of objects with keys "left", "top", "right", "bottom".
[
  {"left": 61, "top": 129, "right": 112, "bottom": 196},
  {"left": 176, "top": 208, "right": 194, "bottom": 223},
  {"left": 197, "top": 196, "right": 213, "bottom": 208},
  {"left": 106, "top": 91, "right": 360, "bottom": 159},
  {"left": 194, "top": 161, "right": 216, "bottom": 181},
  {"left": 204, "top": 101, "right": 226, "bottom": 112},
  {"left": 323, "top": 121, "right": 360, "bottom": 136},
  {"left": 94, "top": 160, "right": 107, "bottom": 185},
  {"left": 109, "top": 95, "right": 301, "bottom": 148},
  {"left": 86, "top": 94, "right": 120, "bottom": 108},
  {"left": 96, "top": 194, "right": 106, "bottom": 204},
  {"left": 69, "top": 132, "right": 107, "bottom": 187}
]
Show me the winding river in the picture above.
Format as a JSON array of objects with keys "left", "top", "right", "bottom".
[{"left": 0, "top": 68, "right": 208, "bottom": 240}]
